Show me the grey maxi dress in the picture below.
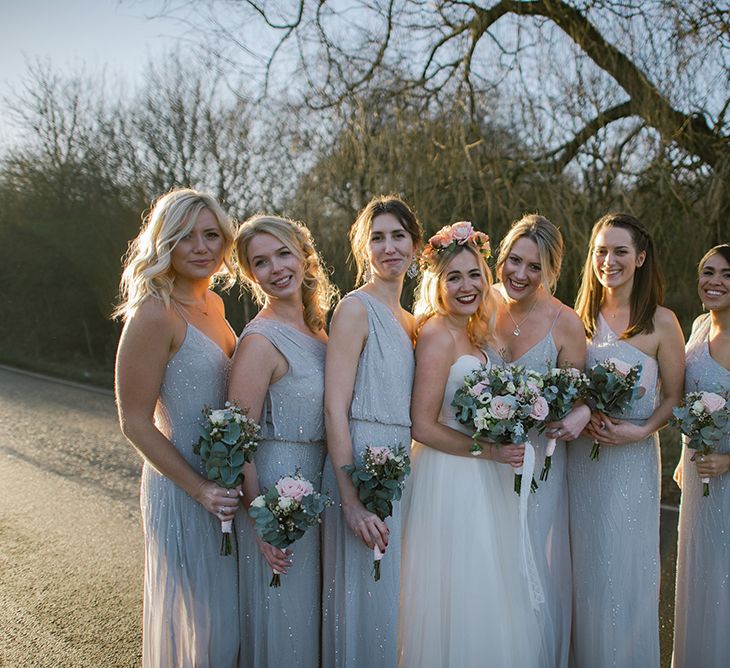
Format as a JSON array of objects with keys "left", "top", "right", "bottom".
[
  {"left": 236, "top": 317, "right": 327, "bottom": 668},
  {"left": 321, "top": 290, "right": 415, "bottom": 668},
  {"left": 673, "top": 314, "right": 730, "bottom": 668}
]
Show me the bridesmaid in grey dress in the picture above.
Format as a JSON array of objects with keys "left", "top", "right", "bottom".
[
  {"left": 488, "top": 215, "right": 589, "bottom": 668},
  {"left": 229, "top": 215, "right": 337, "bottom": 667},
  {"left": 114, "top": 189, "right": 240, "bottom": 667},
  {"left": 570, "top": 213, "right": 685, "bottom": 668},
  {"left": 673, "top": 244, "right": 730, "bottom": 668},
  {"left": 321, "top": 195, "right": 422, "bottom": 668}
]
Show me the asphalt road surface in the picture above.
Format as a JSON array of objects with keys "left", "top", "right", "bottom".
[{"left": 0, "top": 366, "right": 680, "bottom": 667}]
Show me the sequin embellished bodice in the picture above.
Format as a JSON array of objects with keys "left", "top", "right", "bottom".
[
  {"left": 154, "top": 323, "right": 231, "bottom": 468},
  {"left": 240, "top": 317, "right": 327, "bottom": 444},
  {"left": 348, "top": 290, "right": 415, "bottom": 428}
]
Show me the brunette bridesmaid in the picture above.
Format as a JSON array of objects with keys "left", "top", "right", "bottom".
[
  {"left": 321, "top": 195, "right": 422, "bottom": 668},
  {"left": 568, "top": 213, "right": 685, "bottom": 668},
  {"left": 673, "top": 244, "right": 730, "bottom": 668}
]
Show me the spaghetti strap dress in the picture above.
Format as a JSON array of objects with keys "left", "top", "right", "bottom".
[
  {"left": 567, "top": 314, "right": 661, "bottom": 668},
  {"left": 140, "top": 319, "right": 239, "bottom": 668},
  {"left": 672, "top": 314, "right": 730, "bottom": 668},
  {"left": 321, "top": 290, "right": 415, "bottom": 668},
  {"left": 488, "top": 306, "right": 571, "bottom": 668},
  {"left": 235, "top": 317, "right": 327, "bottom": 668}
]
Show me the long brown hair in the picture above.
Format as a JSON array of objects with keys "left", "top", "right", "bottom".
[
  {"left": 349, "top": 195, "right": 423, "bottom": 285},
  {"left": 575, "top": 213, "right": 664, "bottom": 339}
]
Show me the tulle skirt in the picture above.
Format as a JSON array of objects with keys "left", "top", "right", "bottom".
[{"left": 398, "top": 442, "right": 543, "bottom": 667}]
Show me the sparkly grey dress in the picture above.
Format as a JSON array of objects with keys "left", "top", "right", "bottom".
[
  {"left": 673, "top": 315, "right": 730, "bottom": 668},
  {"left": 568, "top": 314, "right": 661, "bottom": 668},
  {"left": 488, "top": 316, "right": 571, "bottom": 668},
  {"left": 140, "top": 322, "right": 238, "bottom": 668},
  {"left": 235, "top": 317, "right": 327, "bottom": 668},
  {"left": 321, "top": 290, "right": 415, "bottom": 668}
]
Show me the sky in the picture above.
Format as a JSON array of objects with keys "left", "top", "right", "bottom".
[{"left": 0, "top": 0, "right": 187, "bottom": 142}]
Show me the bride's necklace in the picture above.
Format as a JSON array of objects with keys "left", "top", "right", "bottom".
[{"left": 504, "top": 296, "right": 539, "bottom": 337}]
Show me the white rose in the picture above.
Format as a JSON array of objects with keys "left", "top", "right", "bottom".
[
  {"left": 608, "top": 358, "right": 633, "bottom": 376},
  {"left": 278, "top": 497, "right": 294, "bottom": 510},
  {"left": 209, "top": 409, "right": 228, "bottom": 426},
  {"left": 691, "top": 400, "right": 705, "bottom": 416},
  {"left": 250, "top": 495, "right": 266, "bottom": 508},
  {"left": 700, "top": 392, "right": 726, "bottom": 414}
]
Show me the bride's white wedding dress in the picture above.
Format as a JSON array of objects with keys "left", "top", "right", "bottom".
[{"left": 399, "top": 355, "right": 545, "bottom": 667}]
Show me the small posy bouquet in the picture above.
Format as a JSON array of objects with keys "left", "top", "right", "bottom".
[
  {"left": 584, "top": 358, "right": 644, "bottom": 461},
  {"left": 538, "top": 367, "right": 589, "bottom": 480},
  {"left": 671, "top": 391, "right": 729, "bottom": 497},
  {"left": 342, "top": 444, "right": 411, "bottom": 581},
  {"left": 452, "top": 364, "right": 549, "bottom": 494},
  {"left": 248, "top": 472, "right": 332, "bottom": 586},
  {"left": 194, "top": 402, "right": 261, "bottom": 555}
]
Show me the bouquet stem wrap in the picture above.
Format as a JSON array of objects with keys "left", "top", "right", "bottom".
[{"left": 540, "top": 438, "right": 558, "bottom": 481}]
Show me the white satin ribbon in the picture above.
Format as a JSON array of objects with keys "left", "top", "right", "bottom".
[{"left": 517, "top": 440, "right": 545, "bottom": 611}]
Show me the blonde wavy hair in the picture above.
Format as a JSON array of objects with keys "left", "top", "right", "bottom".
[
  {"left": 235, "top": 215, "right": 339, "bottom": 333},
  {"left": 414, "top": 243, "right": 496, "bottom": 348},
  {"left": 495, "top": 214, "right": 564, "bottom": 293},
  {"left": 113, "top": 188, "right": 235, "bottom": 321}
]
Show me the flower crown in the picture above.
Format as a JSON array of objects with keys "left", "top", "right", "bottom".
[{"left": 420, "top": 221, "right": 491, "bottom": 270}]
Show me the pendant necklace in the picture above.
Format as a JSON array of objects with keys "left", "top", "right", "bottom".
[
  {"left": 505, "top": 296, "right": 539, "bottom": 337},
  {"left": 173, "top": 294, "right": 209, "bottom": 317}
]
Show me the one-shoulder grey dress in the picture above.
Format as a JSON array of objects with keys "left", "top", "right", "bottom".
[
  {"left": 568, "top": 314, "right": 661, "bottom": 668},
  {"left": 673, "top": 314, "right": 730, "bottom": 668},
  {"left": 488, "top": 315, "right": 571, "bottom": 668},
  {"left": 140, "top": 321, "right": 239, "bottom": 668},
  {"left": 235, "top": 317, "right": 327, "bottom": 668},
  {"left": 321, "top": 290, "right": 415, "bottom": 668}
]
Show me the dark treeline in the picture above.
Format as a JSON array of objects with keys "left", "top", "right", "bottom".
[{"left": 0, "top": 55, "right": 724, "bottom": 385}]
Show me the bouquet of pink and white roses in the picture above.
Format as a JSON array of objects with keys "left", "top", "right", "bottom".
[
  {"left": 452, "top": 363, "right": 549, "bottom": 494},
  {"left": 584, "top": 358, "right": 644, "bottom": 460},
  {"left": 194, "top": 402, "right": 261, "bottom": 555},
  {"left": 248, "top": 472, "right": 332, "bottom": 586},
  {"left": 538, "top": 367, "right": 589, "bottom": 480},
  {"left": 671, "top": 390, "right": 729, "bottom": 497},
  {"left": 342, "top": 444, "right": 411, "bottom": 581}
]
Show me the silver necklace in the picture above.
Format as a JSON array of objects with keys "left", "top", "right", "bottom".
[{"left": 504, "top": 296, "right": 539, "bottom": 337}]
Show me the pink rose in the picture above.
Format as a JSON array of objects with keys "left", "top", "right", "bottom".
[
  {"left": 451, "top": 221, "right": 474, "bottom": 242},
  {"left": 608, "top": 358, "right": 633, "bottom": 376},
  {"left": 529, "top": 396, "right": 549, "bottom": 421},
  {"left": 369, "top": 446, "right": 392, "bottom": 465},
  {"left": 488, "top": 396, "right": 516, "bottom": 420},
  {"left": 700, "top": 392, "right": 726, "bottom": 414},
  {"left": 275, "top": 476, "right": 314, "bottom": 501}
]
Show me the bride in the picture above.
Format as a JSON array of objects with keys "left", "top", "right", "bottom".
[{"left": 399, "top": 222, "right": 544, "bottom": 667}]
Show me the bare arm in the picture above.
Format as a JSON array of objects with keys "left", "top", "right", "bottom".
[
  {"left": 228, "top": 329, "right": 292, "bottom": 573},
  {"left": 324, "top": 297, "right": 389, "bottom": 552},
  {"left": 546, "top": 306, "right": 591, "bottom": 441},
  {"left": 115, "top": 300, "right": 238, "bottom": 517}
]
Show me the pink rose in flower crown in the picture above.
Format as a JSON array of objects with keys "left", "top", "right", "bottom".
[
  {"left": 609, "top": 357, "right": 633, "bottom": 376},
  {"left": 529, "top": 396, "right": 549, "bottom": 421},
  {"left": 451, "top": 221, "right": 474, "bottom": 242},
  {"left": 369, "top": 446, "right": 392, "bottom": 465},
  {"left": 489, "top": 396, "right": 516, "bottom": 420},
  {"left": 275, "top": 476, "right": 314, "bottom": 502},
  {"left": 700, "top": 391, "right": 726, "bottom": 414},
  {"left": 429, "top": 228, "right": 452, "bottom": 248}
]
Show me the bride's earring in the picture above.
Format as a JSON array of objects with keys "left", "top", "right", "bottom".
[{"left": 407, "top": 256, "right": 419, "bottom": 279}]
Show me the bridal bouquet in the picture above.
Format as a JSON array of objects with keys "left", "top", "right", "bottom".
[
  {"left": 452, "top": 364, "right": 549, "bottom": 494},
  {"left": 584, "top": 358, "right": 644, "bottom": 460},
  {"left": 538, "top": 367, "right": 589, "bottom": 480},
  {"left": 248, "top": 472, "right": 332, "bottom": 586},
  {"left": 671, "top": 390, "right": 729, "bottom": 497},
  {"left": 342, "top": 444, "right": 410, "bottom": 581},
  {"left": 194, "top": 402, "right": 261, "bottom": 555}
]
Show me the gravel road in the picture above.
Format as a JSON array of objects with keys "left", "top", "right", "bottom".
[{"left": 0, "top": 367, "right": 143, "bottom": 667}]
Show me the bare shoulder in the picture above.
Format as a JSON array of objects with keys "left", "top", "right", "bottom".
[
  {"left": 416, "top": 316, "right": 456, "bottom": 354},
  {"left": 554, "top": 302, "right": 586, "bottom": 338},
  {"left": 330, "top": 294, "right": 368, "bottom": 334},
  {"left": 654, "top": 305, "right": 682, "bottom": 331},
  {"left": 125, "top": 297, "right": 179, "bottom": 338},
  {"left": 208, "top": 290, "right": 226, "bottom": 316}
]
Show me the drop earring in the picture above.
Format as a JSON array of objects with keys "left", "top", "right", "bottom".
[{"left": 406, "top": 256, "right": 419, "bottom": 279}]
